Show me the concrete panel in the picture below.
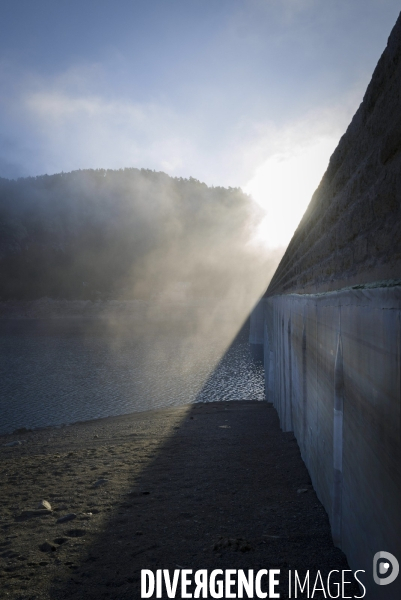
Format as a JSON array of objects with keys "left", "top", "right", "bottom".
[{"left": 258, "top": 286, "right": 401, "bottom": 599}]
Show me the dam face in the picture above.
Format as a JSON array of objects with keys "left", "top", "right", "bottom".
[
  {"left": 252, "top": 12, "right": 401, "bottom": 599},
  {"left": 261, "top": 288, "right": 401, "bottom": 597}
]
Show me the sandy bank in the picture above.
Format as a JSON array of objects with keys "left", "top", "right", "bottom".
[{"left": 0, "top": 401, "right": 358, "bottom": 599}]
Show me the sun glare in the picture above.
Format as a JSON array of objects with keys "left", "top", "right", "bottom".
[{"left": 244, "top": 137, "right": 337, "bottom": 249}]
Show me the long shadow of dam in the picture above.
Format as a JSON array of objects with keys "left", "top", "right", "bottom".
[{"left": 45, "top": 327, "right": 359, "bottom": 600}]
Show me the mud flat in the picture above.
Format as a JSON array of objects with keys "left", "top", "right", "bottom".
[{"left": 0, "top": 401, "right": 359, "bottom": 599}]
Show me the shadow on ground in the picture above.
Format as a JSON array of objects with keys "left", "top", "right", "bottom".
[{"left": 48, "top": 398, "right": 358, "bottom": 599}]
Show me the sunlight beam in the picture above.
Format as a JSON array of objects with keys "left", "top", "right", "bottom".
[{"left": 244, "top": 136, "right": 338, "bottom": 249}]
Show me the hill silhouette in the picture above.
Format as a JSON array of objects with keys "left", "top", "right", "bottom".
[{"left": 0, "top": 169, "right": 272, "bottom": 302}]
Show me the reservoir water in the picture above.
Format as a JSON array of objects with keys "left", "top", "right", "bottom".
[{"left": 0, "top": 316, "right": 264, "bottom": 435}]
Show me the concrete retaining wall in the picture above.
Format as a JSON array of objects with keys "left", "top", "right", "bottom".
[{"left": 261, "top": 286, "right": 401, "bottom": 598}]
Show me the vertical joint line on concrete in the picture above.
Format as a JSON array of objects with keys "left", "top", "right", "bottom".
[
  {"left": 333, "top": 308, "right": 344, "bottom": 548},
  {"left": 302, "top": 309, "right": 307, "bottom": 445},
  {"left": 287, "top": 316, "right": 293, "bottom": 432}
]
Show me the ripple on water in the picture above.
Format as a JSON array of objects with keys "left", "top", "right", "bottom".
[{"left": 0, "top": 319, "right": 265, "bottom": 434}]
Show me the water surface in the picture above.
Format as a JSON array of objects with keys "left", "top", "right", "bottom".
[{"left": 0, "top": 317, "right": 264, "bottom": 434}]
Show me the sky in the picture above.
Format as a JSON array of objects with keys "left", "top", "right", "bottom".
[{"left": 0, "top": 0, "right": 400, "bottom": 247}]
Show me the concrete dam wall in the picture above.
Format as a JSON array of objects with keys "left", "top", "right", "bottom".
[{"left": 252, "top": 13, "right": 401, "bottom": 599}]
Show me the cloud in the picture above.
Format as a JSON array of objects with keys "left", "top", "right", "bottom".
[
  {"left": 0, "top": 61, "right": 192, "bottom": 179},
  {"left": 22, "top": 90, "right": 188, "bottom": 174},
  {"left": 0, "top": 55, "right": 364, "bottom": 222}
]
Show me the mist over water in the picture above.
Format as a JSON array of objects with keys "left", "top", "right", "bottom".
[
  {"left": 0, "top": 168, "right": 282, "bottom": 434},
  {"left": 0, "top": 316, "right": 264, "bottom": 435}
]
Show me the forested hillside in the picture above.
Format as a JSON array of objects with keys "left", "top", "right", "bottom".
[{"left": 0, "top": 168, "right": 267, "bottom": 301}]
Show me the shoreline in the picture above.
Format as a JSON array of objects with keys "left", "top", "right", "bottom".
[
  {"left": 0, "top": 298, "right": 234, "bottom": 320},
  {"left": 0, "top": 399, "right": 262, "bottom": 441}
]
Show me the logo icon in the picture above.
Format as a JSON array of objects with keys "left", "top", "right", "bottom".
[{"left": 373, "top": 552, "right": 399, "bottom": 585}]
